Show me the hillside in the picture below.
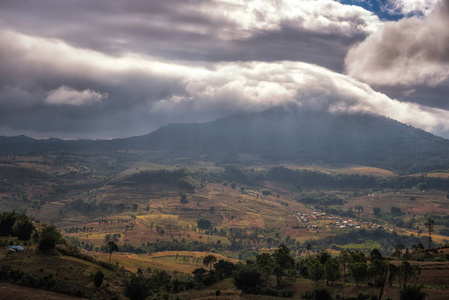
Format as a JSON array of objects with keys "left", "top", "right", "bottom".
[
  {"left": 124, "top": 108, "right": 449, "bottom": 173},
  {"left": 2, "top": 135, "right": 449, "bottom": 298},
  {"left": 2, "top": 108, "right": 449, "bottom": 173}
]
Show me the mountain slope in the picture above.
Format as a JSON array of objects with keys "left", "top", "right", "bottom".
[
  {"left": 2, "top": 107, "right": 449, "bottom": 173},
  {"left": 121, "top": 108, "right": 449, "bottom": 172}
]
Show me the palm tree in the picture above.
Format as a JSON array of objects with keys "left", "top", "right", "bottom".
[
  {"left": 424, "top": 218, "right": 434, "bottom": 249},
  {"left": 107, "top": 241, "right": 119, "bottom": 263}
]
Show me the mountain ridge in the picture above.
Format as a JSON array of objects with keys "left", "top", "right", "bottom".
[{"left": 1, "top": 108, "right": 449, "bottom": 173}]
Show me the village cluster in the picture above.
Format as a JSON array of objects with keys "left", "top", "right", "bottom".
[{"left": 296, "top": 211, "right": 392, "bottom": 232}]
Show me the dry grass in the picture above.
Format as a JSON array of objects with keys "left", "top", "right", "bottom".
[
  {"left": 258, "top": 163, "right": 395, "bottom": 176},
  {"left": 335, "top": 166, "right": 395, "bottom": 176},
  {"left": 118, "top": 161, "right": 174, "bottom": 177},
  {"left": 93, "top": 251, "right": 237, "bottom": 273},
  {"left": 0, "top": 282, "right": 81, "bottom": 300},
  {"left": 0, "top": 247, "right": 124, "bottom": 299},
  {"left": 413, "top": 172, "right": 449, "bottom": 178}
]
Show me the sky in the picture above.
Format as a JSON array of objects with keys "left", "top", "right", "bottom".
[{"left": 0, "top": 0, "right": 448, "bottom": 139}]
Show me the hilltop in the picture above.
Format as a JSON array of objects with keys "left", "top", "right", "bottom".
[{"left": 125, "top": 108, "right": 449, "bottom": 173}]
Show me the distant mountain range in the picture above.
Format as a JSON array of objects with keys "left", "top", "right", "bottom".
[{"left": 2, "top": 107, "right": 449, "bottom": 173}]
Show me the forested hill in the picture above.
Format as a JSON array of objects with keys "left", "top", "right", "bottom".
[
  {"left": 123, "top": 108, "right": 449, "bottom": 173},
  {"left": 2, "top": 108, "right": 449, "bottom": 173}
]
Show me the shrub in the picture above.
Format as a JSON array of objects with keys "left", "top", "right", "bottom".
[
  {"left": 313, "top": 284, "right": 333, "bottom": 300},
  {"left": 93, "top": 270, "right": 104, "bottom": 287},
  {"left": 400, "top": 284, "right": 426, "bottom": 300},
  {"left": 124, "top": 274, "right": 151, "bottom": 300},
  {"left": 232, "top": 264, "right": 265, "bottom": 293},
  {"left": 178, "top": 180, "right": 195, "bottom": 190},
  {"left": 197, "top": 218, "right": 211, "bottom": 230},
  {"left": 38, "top": 224, "right": 62, "bottom": 251},
  {"left": 262, "top": 190, "right": 272, "bottom": 196}
]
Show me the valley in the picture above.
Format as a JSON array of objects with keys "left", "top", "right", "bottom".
[{"left": 2, "top": 110, "right": 449, "bottom": 299}]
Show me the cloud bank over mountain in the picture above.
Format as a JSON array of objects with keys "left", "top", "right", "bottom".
[{"left": 0, "top": 0, "right": 448, "bottom": 138}]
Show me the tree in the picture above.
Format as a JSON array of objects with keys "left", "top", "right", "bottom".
[
  {"left": 308, "top": 259, "right": 324, "bottom": 282},
  {"left": 192, "top": 267, "right": 208, "bottom": 283},
  {"left": 373, "top": 207, "right": 382, "bottom": 218},
  {"left": 230, "top": 182, "right": 236, "bottom": 189},
  {"left": 273, "top": 264, "right": 283, "bottom": 287},
  {"left": 150, "top": 269, "right": 172, "bottom": 292},
  {"left": 272, "top": 244, "right": 294, "bottom": 270},
  {"left": 324, "top": 258, "right": 340, "bottom": 285},
  {"left": 93, "top": 270, "right": 104, "bottom": 287},
  {"left": 107, "top": 241, "right": 119, "bottom": 263},
  {"left": 13, "top": 215, "right": 34, "bottom": 240},
  {"left": 0, "top": 211, "right": 19, "bottom": 236},
  {"left": 355, "top": 205, "right": 364, "bottom": 220},
  {"left": 350, "top": 251, "right": 367, "bottom": 263},
  {"left": 390, "top": 206, "right": 403, "bottom": 217},
  {"left": 232, "top": 264, "right": 265, "bottom": 293},
  {"left": 180, "top": 193, "right": 188, "bottom": 204},
  {"left": 262, "top": 190, "right": 272, "bottom": 196},
  {"left": 256, "top": 252, "right": 273, "bottom": 271},
  {"left": 412, "top": 243, "right": 425, "bottom": 251},
  {"left": 306, "top": 243, "right": 312, "bottom": 256},
  {"left": 124, "top": 273, "right": 151, "bottom": 300},
  {"left": 313, "top": 284, "right": 334, "bottom": 300},
  {"left": 203, "top": 255, "right": 217, "bottom": 271},
  {"left": 424, "top": 218, "right": 434, "bottom": 249},
  {"left": 214, "top": 260, "right": 235, "bottom": 279},
  {"left": 38, "top": 224, "right": 62, "bottom": 251},
  {"left": 338, "top": 250, "right": 351, "bottom": 282},
  {"left": 400, "top": 284, "right": 426, "bottom": 300},
  {"left": 349, "top": 262, "right": 368, "bottom": 287},
  {"left": 368, "top": 257, "right": 388, "bottom": 296},
  {"left": 388, "top": 264, "right": 399, "bottom": 287},
  {"left": 393, "top": 242, "right": 405, "bottom": 257},
  {"left": 369, "top": 248, "right": 383, "bottom": 261},
  {"left": 197, "top": 218, "right": 211, "bottom": 230},
  {"left": 399, "top": 261, "right": 417, "bottom": 284},
  {"left": 317, "top": 250, "right": 331, "bottom": 265}
]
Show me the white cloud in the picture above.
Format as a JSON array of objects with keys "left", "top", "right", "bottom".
[
  {"left": 345, "top": 0, "right": 449, "bottom": 86},
  {"left": 0, "top": 0, "right": 383, "bottom": 73},
  {"left": 386, "top": 0, "right": 439, "bottom": 15},
  {"left": 204, "top": 0, "right": 382, "bottom": 39},
  {"left": 45, "top": 86, "right": 106, "bottom": 106},
  {"left": 154, "top": 61, "right": 449, "bottom": 134},
  {"left": 2, "top": 28, "right": 449, "bottom": 137}
]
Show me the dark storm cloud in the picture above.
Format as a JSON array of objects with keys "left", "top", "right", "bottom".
[
  {"left": 2, "top": 29, "right": 448, "bottom": 139},
  {"left": 236, "top": 27, "right": 365, "bottom": 72},
  {"left": 0, "top": 0, "right": 387, "bottom": 138},
  {"left": 0, "top": 0, "right": 378, "bottom": 66}
]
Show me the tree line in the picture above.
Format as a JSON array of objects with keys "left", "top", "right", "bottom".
[
  {"left": 118, "top": 166, "right": 449, "bottom": 192},
  {"left": 266, "top": 166, "right": 449, "bottom": 190},
  {"left": 122, "top": 244, "right": 427, "bottom": 300}
]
